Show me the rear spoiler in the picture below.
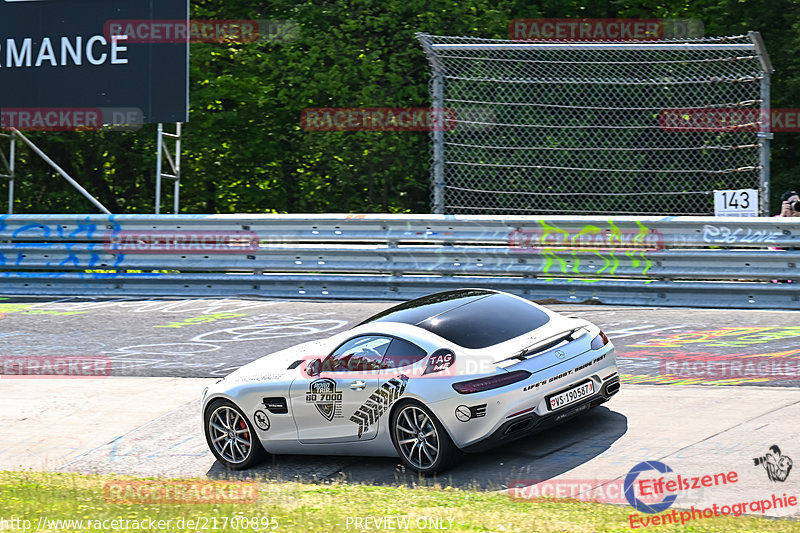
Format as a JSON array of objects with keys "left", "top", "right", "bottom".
[{"left": 495, "top": 327, "right": 587, "bottom": 364}]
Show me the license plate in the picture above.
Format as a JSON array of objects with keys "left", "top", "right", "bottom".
[{"left": 548, "top": 381, "right": 594, "bottom": 411}]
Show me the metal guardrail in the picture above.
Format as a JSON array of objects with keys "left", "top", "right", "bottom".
[{"left": 1, "top": 214, "right": 799, "bottom": 308}]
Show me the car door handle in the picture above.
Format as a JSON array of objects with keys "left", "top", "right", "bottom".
[{"left": 349, "top": 380, "right": 366, "bottom": 390}]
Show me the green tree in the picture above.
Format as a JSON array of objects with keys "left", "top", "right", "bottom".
[{"left": 4, "top": 0, "right": 798, "bottom": 214}]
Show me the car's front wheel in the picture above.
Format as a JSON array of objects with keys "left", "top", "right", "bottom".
[
  {"left": 390, "top": 401, "right": 461, "bottom": 475},
  {"left": 204, "top": 399, "right": 267, "bottom": 470}
]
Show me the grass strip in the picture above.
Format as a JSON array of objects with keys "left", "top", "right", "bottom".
[{"left": 0, "top": 471, "right": 798, "bottom": 532}]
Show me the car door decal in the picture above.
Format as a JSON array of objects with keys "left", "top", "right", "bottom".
[
  {"left": 306, "top": 378, "right": 343, "bottom": 421},
  {"left": 349, "top": 375, "right": 409, "bottom": 438}
]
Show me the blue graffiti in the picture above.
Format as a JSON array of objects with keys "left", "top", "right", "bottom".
[{"left": 1, "top": 216, "right": 157, "bottom": 279}]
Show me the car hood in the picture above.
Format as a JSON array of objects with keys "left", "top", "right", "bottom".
[{"left": 221, "top": 337, "right": 333, "bottom": 384}]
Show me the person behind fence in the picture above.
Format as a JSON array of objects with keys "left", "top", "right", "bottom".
[
  {"left": 770, "top": 190, "right": 799, "bottom": 283},
  {"left": 778, "top": 190, "right": 800, "bottom": 217}
]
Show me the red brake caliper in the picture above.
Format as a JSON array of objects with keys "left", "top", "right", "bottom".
[{"left": 239, "top": 420, "right": 249, "bottom": 446}]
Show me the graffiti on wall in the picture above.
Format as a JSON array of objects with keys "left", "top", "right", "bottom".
[{"left": 508, "top": 220, "right": 663, "bottom": 278}]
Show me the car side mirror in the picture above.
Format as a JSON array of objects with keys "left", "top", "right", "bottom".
[{"left": 306, "top": 359, "right": 321, "bottom": 377}]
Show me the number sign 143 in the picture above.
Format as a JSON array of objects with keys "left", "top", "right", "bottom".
[{"left": 713, "top": 189, "right": 759, "bottom": 217}]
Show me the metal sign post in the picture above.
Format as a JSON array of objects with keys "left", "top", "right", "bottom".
[
  {"left": 0, "top": 131, "right": 15, "bottom": 214},
  {"left": 11, "top": 129, "right": 112, "bottom": 214},
  {"left": 155, "top": 123, "right": 183, "bottom": 214}
]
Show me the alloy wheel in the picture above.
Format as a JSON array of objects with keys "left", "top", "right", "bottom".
[
  {"left": 394, "top": 404, "right": 440, "bottom": 470},
  {"left": 208, "top": 405, "right": 253, "bottom": 464}
]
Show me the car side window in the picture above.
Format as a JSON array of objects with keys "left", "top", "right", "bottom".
[
  {"left": 381, "top": 338, "right": 427, "bottom": 369},
  {"left": 323, "top": 335, "right": 392, "bottom": 372}
]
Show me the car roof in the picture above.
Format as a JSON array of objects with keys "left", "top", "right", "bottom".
[
  {"left": 359, "top": 289, "right": 552, "bottom": 349},
  {"left": 359, "top": 289, "right": 494, "bottom": 326}
]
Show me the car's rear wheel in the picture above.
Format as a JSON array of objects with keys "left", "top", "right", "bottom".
[
  {"left": 204, "top": 399, "right": 266, "bottom": 470},
  {"left": 390, "top": 401, "right": 461, "bottom": 475}
]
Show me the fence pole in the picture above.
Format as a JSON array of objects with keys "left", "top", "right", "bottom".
[
  {"left": 750, "top": 31, "right": 774, "bottom": 217},
  {"left": 432, "top": 73, "right": 445, "bottom": 214},
  {"left": 759, "top": 73, "right": 771, "bottom": 216}
]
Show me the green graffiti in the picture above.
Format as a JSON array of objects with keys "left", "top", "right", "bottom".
[
  {"left": 538, "top": 220, "right": 570, "bottom": 241},
  {"left": 572, "top": 225, "right": 602, "bottom": 275},
  {"left": 0, "top": 303, "right": 87, "bottom": 316},
  {"left": 0, "top": 304, "right": 31, "bottom": 313},
  {"left": 635, "top": 221, "right": 653, "bottom": 275},
  {"left": 542, "top": 250, "right": 568, "bottom": 274},
  {"left": 519, "top": 220, "right": 659, "bottom": 280},
  {"left": 154, "top": 313, "right": 247, "bottom": 329}
]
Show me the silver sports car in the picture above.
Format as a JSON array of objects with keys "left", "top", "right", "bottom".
[{"left": 202, "top": 289, "right": 620, "bottom": 474}]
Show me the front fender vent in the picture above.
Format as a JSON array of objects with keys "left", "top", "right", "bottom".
[{"left": 262, "top": 397, "right": 288, "bottom": 414}]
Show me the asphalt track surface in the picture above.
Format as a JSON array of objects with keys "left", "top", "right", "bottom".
[
  {"left": 1, "top": 296, "right": 799, "bottom": 519},
  {"left": 2, "top": 295, "right": 799, "bottom": 386}
]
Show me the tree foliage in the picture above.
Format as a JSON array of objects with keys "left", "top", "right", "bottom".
[{"left": 5, "top": 0, "right": 800, "bottom": 214}]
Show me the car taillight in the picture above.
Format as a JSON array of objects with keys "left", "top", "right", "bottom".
[
  {"left": 590, "top": 331, "right": 610, "bottom": 350},
  {"left": 452, "top": 370, "right": 531, "bottom": 394}
]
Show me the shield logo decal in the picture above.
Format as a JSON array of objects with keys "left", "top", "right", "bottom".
[{"left": 309, "top": 378, "right": 338, "bottom": 421}]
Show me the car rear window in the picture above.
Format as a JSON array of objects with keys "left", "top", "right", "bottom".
[
  {"left": 381, "top": 338, "right": 428, "bottom": 369},
  {"left": 415, "top": 293, "right": 550, "bottom": 349}
]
